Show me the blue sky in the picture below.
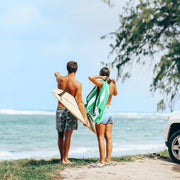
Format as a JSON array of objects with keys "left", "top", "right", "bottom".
[{"left": 0, "top": 0, "right": 177, "bottom": 113}]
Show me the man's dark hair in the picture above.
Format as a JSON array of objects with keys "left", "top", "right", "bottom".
[
  {"left": 67, "top": 61, "right": 78, "bottom": 73},
  {"left": 99, "top": 67, "right": 110, "bottom": 77}
]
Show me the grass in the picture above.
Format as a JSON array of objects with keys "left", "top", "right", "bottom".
[
  {"left": 0, "top": 158, "right": 64, "bottom": 180},
  {"left": 0, "top": 150, "right": 169, "bottom": 180}
]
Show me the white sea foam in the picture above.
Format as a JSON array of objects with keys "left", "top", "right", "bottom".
[
  {"left": 0, "top": 142, "right": 167, "bottom": 161},
  {"left": 0, "top": 109, "right": 55, "bottom": 115},
  {"left": 70, "top": 143, "right": 166, "bottom": 158},
  {"left": 114, "top": 112, "right": 169, "bottom": 118},
  {"left": 0, "top": 150, "right": 58, "bottom": 161},
  {"left": 113, "top": 143, "right": 166, "bottom": 153}
]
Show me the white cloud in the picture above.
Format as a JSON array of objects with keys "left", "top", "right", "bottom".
[
  {"left": 3, "top": 5, "right": 40, "bottom": 24},
  {"left": 0, "top": 4, "right": 52, "bottom": 33}
]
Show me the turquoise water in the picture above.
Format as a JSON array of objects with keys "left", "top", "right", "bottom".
[{"left": 0, "top": 110, "right": 168, "bottom": 160}]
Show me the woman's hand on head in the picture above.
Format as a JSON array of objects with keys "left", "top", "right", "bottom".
[
  {"left": 111, "top": 79, "right": 116, "bottom": 84},
  {"left": 101, "top": 76, "right": 108, "bottom": 81}
]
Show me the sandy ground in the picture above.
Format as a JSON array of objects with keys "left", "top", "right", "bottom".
[{"left": 59, "top": 158, "right": 180, "bottom": 180}]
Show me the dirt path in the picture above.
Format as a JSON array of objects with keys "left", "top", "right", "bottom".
[{"left": 59, "top": 158, "right": 180, "bottom": 180}]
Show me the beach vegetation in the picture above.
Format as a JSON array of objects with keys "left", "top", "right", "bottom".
[{"left": 102, "top": 0, "right": 180, "bottom": 111}]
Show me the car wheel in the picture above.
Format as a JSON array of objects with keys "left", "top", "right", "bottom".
[{"left": 168, "top": 130, "right": 180, "bottom": 163}]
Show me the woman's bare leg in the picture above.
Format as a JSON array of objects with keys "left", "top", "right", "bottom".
[
  {"left": 105, "top": 123, "right": 113, "bottom": 163},
  {"left": 96, "top": 123, "right": 106, "bottom": 164}
]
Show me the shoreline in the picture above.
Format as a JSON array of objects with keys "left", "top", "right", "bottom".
[
  {"left": 0, "top": 148, "right": 166, "bottom": 162},
  {"left": 1, "top": 150, "right": 179, "bottom": 180},
  {"left": 0, "top": 145, "right": 166, "bottom": 161}
]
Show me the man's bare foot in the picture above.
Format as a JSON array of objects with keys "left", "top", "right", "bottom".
[{"left": 64, "top": 159, "right": 73, "bottom": 164}]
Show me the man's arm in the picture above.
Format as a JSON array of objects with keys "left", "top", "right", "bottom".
[
  {"left": 54, "top": 72, "right": 60, "bottom": 78},
  {"left": 76, "top": 83, "right": 88, "bottom": 125},
  {"left": 54, "top": 72, "right": 63, "bottom": 89}
]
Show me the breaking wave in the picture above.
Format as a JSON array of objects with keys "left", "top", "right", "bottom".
[{"left": 0, "top": 109, "right": 55, "bottom": 115}]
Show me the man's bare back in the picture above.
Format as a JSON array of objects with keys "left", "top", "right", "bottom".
[
  {"left": 55, "top": 72, "right": 88, "bottom": 124},
  {"left": 55, "top": 72, "right": 79, "bottom": 108}
]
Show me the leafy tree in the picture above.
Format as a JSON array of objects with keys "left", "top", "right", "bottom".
[
  {"left": 102, "top": 0, "right": 180, "bottom": 111},
  {"left": 102, "top": 0, "right": 111, "bottom": 6}
]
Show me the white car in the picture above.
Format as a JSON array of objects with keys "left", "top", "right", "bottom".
[{"left": 164, "top": 111, "right": 180, "bottom": 163}]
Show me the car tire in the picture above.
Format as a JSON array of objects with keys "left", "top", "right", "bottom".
[{"left": 168, "top": 130, "right": 180, "bottom": 163}]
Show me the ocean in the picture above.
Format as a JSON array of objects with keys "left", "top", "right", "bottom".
[{"left": 0, "top": 109, "right": 168, "bottom": 161}]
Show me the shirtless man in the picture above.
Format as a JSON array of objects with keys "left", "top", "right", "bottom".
[{"left": 54, "top": 61, "right": 88, "bottom": 164}]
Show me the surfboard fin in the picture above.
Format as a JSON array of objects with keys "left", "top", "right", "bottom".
[{"left": 58, "top": 88, "right": 67, "bottom": 97}]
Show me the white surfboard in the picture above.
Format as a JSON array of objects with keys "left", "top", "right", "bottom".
[{"left": 53, "top": 89, "right": 96, "bottom": 134}]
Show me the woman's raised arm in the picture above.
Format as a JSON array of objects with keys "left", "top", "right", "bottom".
[{"left": 88, "top": 75, "right": 105, "bottom": 88}]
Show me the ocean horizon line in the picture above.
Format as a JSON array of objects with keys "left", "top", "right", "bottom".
[{"left": 0, "top": 108, "right": 170, "bottom": 117}]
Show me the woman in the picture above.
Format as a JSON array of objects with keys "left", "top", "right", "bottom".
[{"left": 89, "top": 67, "right": 118, "bottom": 166}]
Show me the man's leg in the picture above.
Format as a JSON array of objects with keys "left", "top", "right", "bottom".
[
  {"left": 95, "top": 123, "right": 106, "bottom": 164},
  {"left": 63, "top": 129, "right": 73, "bottom": 163},
  {"left": 63, "top": 109, "right": 78, "bottom": 164},
  {"left": 56, "top": 108, "right": 66, "bottom": 163},
  {"left": 57, "top": 131, "right": 65, "bottom": 164}
]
